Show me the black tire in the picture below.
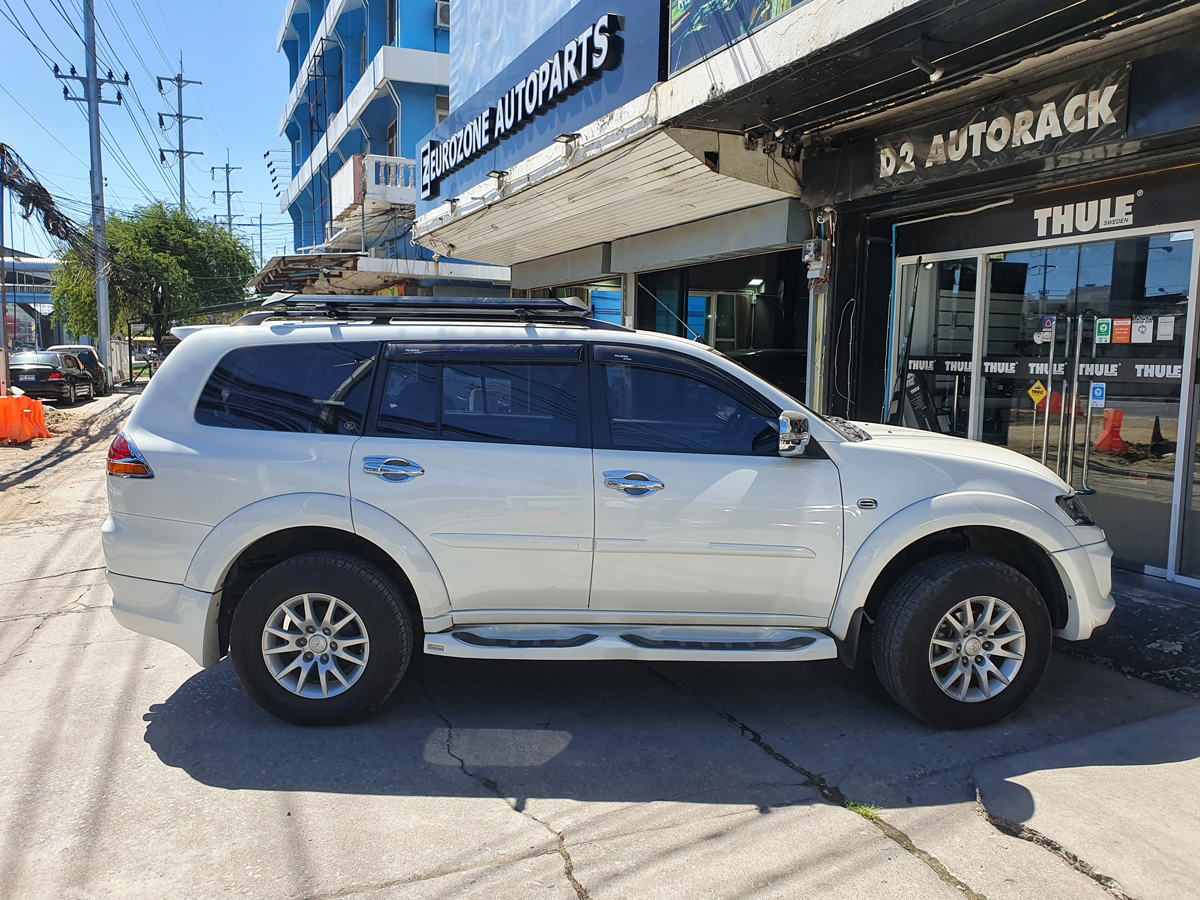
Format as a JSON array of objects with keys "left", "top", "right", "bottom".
[
  {"left": 871, "top": 553, "right": 1052, "bottom": 729},
  {"left": 230, "top": 551, "right": 413, "bottom": 725},
  {"left": 64, "top": 382, "right": 76, "bottom": 406}
]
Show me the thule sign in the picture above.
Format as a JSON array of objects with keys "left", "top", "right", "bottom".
[{"left": 419, "top": 13, "right": 624, "bottom": 201}]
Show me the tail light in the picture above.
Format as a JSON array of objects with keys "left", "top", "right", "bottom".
[
  {"left": 48, "top": 372, "right": 63, "bottom": 380},
  {"left": 107, "top": 432, "right": 154, "bottom": 478}
]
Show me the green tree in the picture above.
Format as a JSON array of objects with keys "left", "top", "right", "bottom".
[{"left": 52, "top": 202, "right": 256, "bottom": 346}]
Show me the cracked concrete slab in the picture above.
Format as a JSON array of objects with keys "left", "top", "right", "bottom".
[
  {"left": 974, "top": 705, "right": 1200, "bottom": 900},
  {"left": 566, "top": 801, "right": 964, "bottom": 900}
]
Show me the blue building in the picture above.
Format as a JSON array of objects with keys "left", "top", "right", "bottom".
[{"left": 253, "top": 0, "right": 509, "bottom": 295}]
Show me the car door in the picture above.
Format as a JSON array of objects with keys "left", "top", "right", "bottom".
[
  {"left": 350, "top": 341, "right": 595, "bottom": 611},
  {"left": 589, "top": 344, "right": 843, "bottom": 620}
]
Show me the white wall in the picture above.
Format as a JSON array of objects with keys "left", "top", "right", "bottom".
[{"left": 449, "top": 0, "right": 583, "bottom": 108}]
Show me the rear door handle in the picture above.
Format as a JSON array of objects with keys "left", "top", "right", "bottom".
[
  {"left": 364, "top": 456, "right": 424, "bottom": 483},
  {"left": 603, "top": 470, "right": 664, "bottom": 496}
]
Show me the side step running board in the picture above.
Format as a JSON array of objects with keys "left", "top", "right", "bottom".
[{"left": 423, "top": 624, "right": 837, "bottom": 662}]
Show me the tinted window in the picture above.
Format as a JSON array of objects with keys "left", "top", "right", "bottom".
[
  {"left": 376, "top": 361, "right": 438, "bottom": 438},
  {"left": 75, "top": 350, "right": 97, "bottom": 366},
  {"left": 11, "top": 353, "right": 60, "bottom": 366},
  {"left": 195, "top": 342, "right": 376, "bottom": 434},
  {"left": 602, "top": 364, "right": 777, "bottom": 455},
  {"left": 442, "top": 362, "right": 576, "bottom": 445}
]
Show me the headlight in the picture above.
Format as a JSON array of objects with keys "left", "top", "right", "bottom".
[{"left": 1056, "top": 493, "right": 1095, "bottom": 526}]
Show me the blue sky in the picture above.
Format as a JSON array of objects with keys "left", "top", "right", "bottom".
[{"left": 1, "top": 0, "right": 293, "bottom": 261}]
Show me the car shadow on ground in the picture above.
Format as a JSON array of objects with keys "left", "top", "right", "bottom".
[{"left": 142, "top": 649, "right": 1200, "bottom": 816}]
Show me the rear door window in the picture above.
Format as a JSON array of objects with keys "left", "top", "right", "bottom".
[
  {"left": 371, "top": 343, "right": 584, "bottom": 446},
  {"left": 195, "top": 342, "right": 377, "bottom": 435}
]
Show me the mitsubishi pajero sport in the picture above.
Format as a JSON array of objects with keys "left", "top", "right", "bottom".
[{"left": 103, "top": 296, "right": 1114, "bottom": 728}]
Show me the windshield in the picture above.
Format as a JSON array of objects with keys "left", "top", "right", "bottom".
[
  {"left": 710, "top": 346, "right": 871, "bottom": 442},
  {"left": 10, "top": 352, "right": 60, "bottom": 366}
]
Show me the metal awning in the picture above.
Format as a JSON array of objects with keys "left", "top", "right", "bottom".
[{"left": 248, "top": 253, "right": 511, "bottom": 295}]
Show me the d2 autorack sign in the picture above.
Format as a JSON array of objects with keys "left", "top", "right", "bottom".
[{"left": 876, "top": 69, "right": 1128, "bottom": 188}]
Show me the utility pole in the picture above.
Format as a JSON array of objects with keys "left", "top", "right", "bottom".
[
  {"left": 210, "top": 150, "right": 241, "bottom": 234},
  {"left": 258, "top": 209, "right": 264, "bottom": 268},
  {"left": 158, "top": 57, "right": 202, "bottom": 211},
  {"left": 55, "top": 0, "right": 127, "bottom": 391},
  {"left": 1, "top": 181, "right": 8, "bottom": 396}
]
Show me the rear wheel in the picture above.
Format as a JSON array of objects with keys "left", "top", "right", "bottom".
[
  {"left": 64, "top": 382, "right": 76, "bottom": 406},
  {"left": 871, "top": 553, "right": 1052, "bottom": 729},
  {"left": 230, "top": 551, "right": 413, "bottom": 725}
]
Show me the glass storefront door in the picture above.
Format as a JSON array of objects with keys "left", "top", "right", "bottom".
[
  {"left": 894, "top": 258, "right": 979, "bottom": 437},
  {"left": 981, "top": 232, "right": 1194, "bottom": 569},
  {"left": 895, "top": 226, "right": 1199, "bottom": 577}
]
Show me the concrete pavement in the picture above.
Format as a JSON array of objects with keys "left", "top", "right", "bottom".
[{"left": 1, "top": 390, "right": 1198, "bottom": 899}]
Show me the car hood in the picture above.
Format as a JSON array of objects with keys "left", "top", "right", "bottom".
[{"left": 850, "top": 421, "right": 1071, "bottom": 490}]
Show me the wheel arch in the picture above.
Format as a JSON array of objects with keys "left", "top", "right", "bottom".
[
  {"left": 831, "top": 492, "right": 1077, "bottom": 643},
  {"left": 182, "top": 493, "right": 450, "bottom": 660},
  {"left": 213, "top": 526, "right": 423, "bottom": 661}
]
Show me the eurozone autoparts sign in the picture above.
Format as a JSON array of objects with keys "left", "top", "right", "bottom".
[
  {"left": 419, "top": 13, "right": 624, "bottom": 201},
  {"left": 875, "top": 69, "right": 1128, "bottom": 187}
]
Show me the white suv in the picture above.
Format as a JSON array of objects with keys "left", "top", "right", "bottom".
[{"left": 102, "top": 297, "right": 1113, "bottom": 728}]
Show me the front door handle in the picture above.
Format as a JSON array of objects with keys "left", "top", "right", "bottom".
[
  {"left": 364, "top": 456, "right": 424, "bottom": 483},
  {"left": 603, "top": 470, "right": 664, "bottom": 496}
]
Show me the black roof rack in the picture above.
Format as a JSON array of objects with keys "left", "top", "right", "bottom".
[{"left": 232, "top": 293, "right": 630, "bottom": 330}]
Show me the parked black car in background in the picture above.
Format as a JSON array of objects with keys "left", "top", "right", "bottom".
[
  {"left": 7, "top": 351, "right": 95, "bottom": 405},
  {"left": 47, "top": 344, "right": 110, "bottom": 395}
]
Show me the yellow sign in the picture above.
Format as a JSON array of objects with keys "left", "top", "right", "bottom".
[{"left": 1027, "top": 381, "right": 1047, "bottom": 405}]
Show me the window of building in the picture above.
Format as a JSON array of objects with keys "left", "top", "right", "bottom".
[
  {"left": 386, "top": 119, "right": 398, "bottom": 157},
  {"left": 195, "top": 343, "right": 377, "bottom": 435},
  {"left": 436, "top": 93, "right": 450, "bottom": 125},
  {"left": 360, "top": 32, "right": 367, "bottom": 76},
  {"left": 600, "top": 363, "right": 777, "bottom": 455},
  {"left": 385, "top": 0, "right": 397, "bottom": 46}
]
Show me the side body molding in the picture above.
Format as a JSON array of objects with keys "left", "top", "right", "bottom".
[
  {"left": 184, "top": 492, "right": 354, "bottom": 592},
  {"left": 351, "top": 499, "right": 451, "bottom": 620},
  {"left": 829, "top": 491, "right": 1078, "bottom": 640}
]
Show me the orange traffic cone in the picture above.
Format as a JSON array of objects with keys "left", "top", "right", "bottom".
[{"left": 1093, "top": 409, "right": 1128, "bottom": 454}]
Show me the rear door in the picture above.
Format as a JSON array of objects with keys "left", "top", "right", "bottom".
[
  {"left": 350, "top": 341, "right": 594, "bottom": 611},
  {"left": 589, "top": 344, "right": 843, "bottom": 619}
]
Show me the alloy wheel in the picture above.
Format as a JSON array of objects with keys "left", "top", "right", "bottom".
[
  {"left": 928, "top": 596, "right": 1025, "bottom": 703},
  {"left": 261, "top": 593, "right": 370, "bottom": 699}
]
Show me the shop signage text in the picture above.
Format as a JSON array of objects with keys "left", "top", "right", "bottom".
[
  {"left": 907, "top": 356, "right": 1184, "bottom": 384},
  {"left": 1033, "top": 192, "right": 1137, "bottom": 237},
  {"left": 877, "top": 70, "right": 1128, "bottom": 187},
  {"left": 419, "top": 13, "right": 624, "bottom": 200}
]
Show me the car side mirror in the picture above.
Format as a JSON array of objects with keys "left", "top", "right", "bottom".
[{"left": 778, "top": 410, "right": 810, "bottom": 457}]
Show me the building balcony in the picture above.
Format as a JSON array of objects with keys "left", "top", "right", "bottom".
[{"left": 326, "top": 154, "right": 418, "bottom": 251}]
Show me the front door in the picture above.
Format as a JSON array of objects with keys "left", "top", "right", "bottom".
[
  {"left": 350, "top": 342, "right": 594, "bottom": 610},
  {"left": 588, "top": 344, "right": 843, "bottom": 618}
]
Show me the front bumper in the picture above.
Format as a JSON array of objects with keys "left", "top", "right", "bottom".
[
  {"left": 1050, "top": 540, "right": 1115, "bottom": 641},
  {"left": 107, "top": 571, "right": 221, "bottom": 667}
]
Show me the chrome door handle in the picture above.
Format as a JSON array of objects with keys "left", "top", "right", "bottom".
[
  {"left": 364, "top": 456, "right": 425, "bottom": 483},
  {"left": 603, "top": 470, "right": 664, "bottom": 496}
]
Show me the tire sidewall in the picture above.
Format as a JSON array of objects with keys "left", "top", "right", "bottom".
[
  {"left": 230, "top": 553, "right": 411, "bottom": 725},
  {"left": 889, "top": 559, "right": 1051, "bottom": 729}
]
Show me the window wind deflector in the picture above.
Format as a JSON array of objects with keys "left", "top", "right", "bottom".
[
  {"left": 386, "top": 342, "right": 584, "bottom": 362},
  {"left": 822, "top": 416, "right": 871, "bottom": 441}
]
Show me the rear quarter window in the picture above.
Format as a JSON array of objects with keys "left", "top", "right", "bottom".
[{"left": 195, "top": 342, "right": 377, "bottom": 435}]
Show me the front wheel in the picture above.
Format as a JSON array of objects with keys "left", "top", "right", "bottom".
[
  {"left": 871, "top": 553, "right": 1051, "bottom": 729},
  {"left": 230, "top": 551, "right": 413, "bottom": 725}
]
